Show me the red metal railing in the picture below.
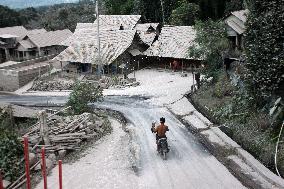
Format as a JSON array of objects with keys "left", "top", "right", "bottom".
[
  {"left": 41, "top": 147, "right": 47, "bottom": 189},
  {"left": 24, "top": 137, "right": 31, "bottom": 189}
]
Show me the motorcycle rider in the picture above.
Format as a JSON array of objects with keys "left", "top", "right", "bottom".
[{"left": 151, "top": 117, "right": 169, "bottom": 151}]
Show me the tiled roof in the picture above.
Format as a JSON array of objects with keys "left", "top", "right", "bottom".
[
  {"left": 55, "top": 29, "right": 136, "bottom": 65},
  {"left": 27, "top": 29, "right": 72, "bottom": 48},
  {"left": 18, "top": 40, "right": 36, "bottom": 50},
  {"left": 225, "top": 9, "right": 248, "bottom": 35},
  {"left": 135, "top": 23, "right": 159, "bottom": 31},
  {"left": 144, "top": 26, "right": 196, "bottom": 59},
  {"left": 97, "top": 15, "right": 141, "bottom": 30},
  {"left": 0, "top": 26, "right": 28, "bottom": 39},
  {"left": 136, "top": 23, "right": 159, "bottom": 46},
  {"left": 27, "top": 28, "right": 47, "bottom": 35},
  {"left": 232, "top": 9, "right": 249, "bottom": 23}
]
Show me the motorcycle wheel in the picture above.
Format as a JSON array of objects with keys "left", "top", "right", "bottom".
[{"left": 163, "top": 152, "right": 167, "bottom": 160}]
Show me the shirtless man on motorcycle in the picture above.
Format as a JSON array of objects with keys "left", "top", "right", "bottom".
[{"left": 151, "top": 117, "right": 169, "bottom": 152}]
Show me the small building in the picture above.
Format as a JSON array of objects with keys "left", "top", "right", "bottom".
[
  {"left": 56, "top": 28, "right": 144, "bottom": 74},
  {"left": 225, "top": 9, "right": 249, "bottom": 50},
  {"left": 0, "top": 26, "right": 28, "bottom": 62},
  {"left": 144, "top": 26, "right": 201, "bottom": 69},
  {"left": 17, "top": 29, "right": 72, "bottom": 60},
  {"left": 56, "top": 15, "right": 151, "bottom": 74},
  {"left": 0, "top": 26, "right": 72, "bottom": 63}
]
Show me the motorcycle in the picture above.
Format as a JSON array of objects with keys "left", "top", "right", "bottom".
[
  {"left": 151, "top": 123, "right": 169, "bottom": 160},
  {"left": 157, "top": 138, "right": 169, "bottom": 160}
]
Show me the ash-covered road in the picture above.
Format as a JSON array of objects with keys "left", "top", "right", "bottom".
[
  {"left": 94, "top": 96, "right": 246, "bottom": 189},
  {"left": 0, "top": 94, "right": 246, "bottom": 188},
  {"left": 0, "top": 69, "right": 247, "bottom": 189},
  {"left": 0, "top": 69, "right": 247, "bottom": 188}
]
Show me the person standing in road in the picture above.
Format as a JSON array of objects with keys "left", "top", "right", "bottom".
[{"left": 195, "top": 72, "right": 201, "bottom": 89}]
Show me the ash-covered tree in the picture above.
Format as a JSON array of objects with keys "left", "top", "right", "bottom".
[
  {"left": 66, "top": 82, "right": 103, "bottom": 115},
  {"left": 40, "top": 1, "right": 96, "bottom": 31},
  {"left": 0, "top": 5, "right": 23, "bottom": 27},
  {"left": 244, "top": 0, "right": 284, "bottom": 102},
  {"left": 189, "top": 20, "right": 229, "bottom": 76},
  {"left": 169, "top": 0, "right": 200, "bottom": 26}
]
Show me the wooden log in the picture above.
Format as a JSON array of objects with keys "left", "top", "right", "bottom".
[{"left": 8, "top": 161, "right": 40, "bottom": 189}]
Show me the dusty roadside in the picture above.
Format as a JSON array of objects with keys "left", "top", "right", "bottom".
[{"left": 167, "top": 94, "right": 284, "bottom": 189}]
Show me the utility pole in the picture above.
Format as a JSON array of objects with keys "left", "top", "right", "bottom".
[
  {"left": 160, "top": 0, "right": 165, "bottom": 26},
  {"left": 96, "top": 0, "right": 102, "bottom": 76}
]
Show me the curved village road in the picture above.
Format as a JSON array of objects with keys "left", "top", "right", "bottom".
[
  {"left": 0, "top": 95, "right": 246, "bottom": 188},
  {"left": 96, "top": 96, "right": 246, "bottom": 189}
]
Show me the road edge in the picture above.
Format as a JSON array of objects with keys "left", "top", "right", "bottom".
[{"left": 166, "top": 96, "right": 284, "bottom": 189}]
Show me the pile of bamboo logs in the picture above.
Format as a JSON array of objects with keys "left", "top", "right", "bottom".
[
  {"left": 25, "top": 111, "right": 105, "bottom": 154},
  {"left": 6, "top": 109, "right": 107, "bottom": 189}
]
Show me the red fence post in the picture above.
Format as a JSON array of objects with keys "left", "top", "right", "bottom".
[
  {"left": 24, "top": 137, "right": 31, "bottom": 189},
  {"left": 41, "top": 147, "right": 47, "bottom": 189},
  {"left": 58, "top": 160, "right": 63, "bottom": 189},
  {"left": 0, "top": 170, "right": 4, "bottom": 189}
]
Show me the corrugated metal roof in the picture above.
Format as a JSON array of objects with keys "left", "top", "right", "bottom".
[
  {"left": 144, "top": 26, "right": 196, "bottom": 59},
  {"left": 55, "top": 30, "right": 136, "bottom": 65},
  {"left": 27, "top": 29, "right": 72, "bottom": 48},
  {"left": 0, "top": 26, "right": 27, "bottom": 39},
  {"left": 136, "top": 23, "right": 159, "bottom": 46}
]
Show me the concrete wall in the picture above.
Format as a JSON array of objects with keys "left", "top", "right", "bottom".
[
  {"left": 0, "top": 69, "right": 20, "bottom": 91},
  {"left": 1, "top": 54, "right": 56, "bottom": 70},
  {"left": 0, "top": 64, "right": 51, "bottom": 91},
  {"left": 18, "top": 64, "right": 50, "bottom": 87}
]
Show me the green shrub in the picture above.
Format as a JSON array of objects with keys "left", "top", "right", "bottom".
[
  {"left": 244, "top": 0, "right": 284, "bottom": 101},
  {"left": 66, "top": 81, "right": 103, "bottom": 115},
  {"left": 0, "top": 130, "right": 23, "bottom": 180}
]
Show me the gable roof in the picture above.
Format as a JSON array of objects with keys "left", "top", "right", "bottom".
[
  {"left": 0, "top": 26, "right": 28, "bottom": 39},
  {"left": 135, "top": 23, "right": 159, "bottom": 31},
  {"left": 27, "top": 29, "right": 72, "bottom": 48},
  {"left": 27, "top": 28, "right": 47, "bottom": 35},
  {"left": 18, "top": 39, "right": 36, "bottom": 50},
  {"left": 55, "top": 29, "right": 136, "bottom": 65},
  {"left": 232, "top": 9, "right": 249, "bottom": 23},
  {"left": 144, "top": 26, "right": 197, "bottom": 60},
  {"left": 136, "top": 23, "right": 160, "bottom": 46},
  {"left": 96, "top": 15, "right": 141, "bottom": 30},
  {"left": 225, "top": 9, "right": 249, "bottom": 35}
]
